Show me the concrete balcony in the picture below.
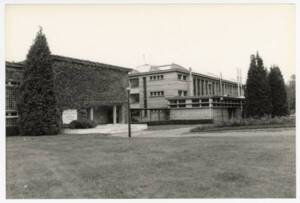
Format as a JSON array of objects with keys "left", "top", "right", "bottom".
[
  {"left": 130, "top": 87, "right": 140, "bottom": 94},
  {"left": 130, "top": 103, "right": 140, "bottom": 109}
]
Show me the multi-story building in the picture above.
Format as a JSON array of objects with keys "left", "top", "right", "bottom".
[{"left": 129, "top": 63, "right": 244, "bottom": 123}]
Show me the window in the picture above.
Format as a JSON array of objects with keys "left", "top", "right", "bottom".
[
  {"left": 129, "top": 78, "right": 139, "bottom": 88},
  {"left": 178, "top": 90, "right": 187, "bottom": 97},
  {"left": 192, "top": 99, "right": 200, "bottom": 107},
  {"left": 178, "top": 100, "right": 186, "bottom": 107},
  {"left": 177, "top": 74, "right": 187, "bottom": 81},
  {"left": 6, "top": 111, "right": 18, "bottom": 117},
  {"left": 130, "top": 93, "right": 140, "bottom": 103},
  {"left": 150, "top": 74, "right": 164, "bottom": 81},
  {"left": 150, "top": 91, "right": 164, "bottom": 97},
  {"left": 6, "top": 88, "right": 17, "bottom": 110},
  {"left": 169, "top": 100, "right": 177, "bottom": 107},
  {"left": 201, "top": 99, "right": 209, "bottom": 107},
  {"left": 6, "top": 80, "right": 21, "bottom": 87}
]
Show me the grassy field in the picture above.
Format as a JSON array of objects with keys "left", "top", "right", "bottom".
[{"left": 6, "top": 129, "right": 295, "bottom": 198}]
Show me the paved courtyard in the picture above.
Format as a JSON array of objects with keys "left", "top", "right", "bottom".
[{"left": 6, "top": 127, "right": 295, "bottom": 198}]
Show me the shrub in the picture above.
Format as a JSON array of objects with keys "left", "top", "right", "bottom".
[
  {"left": 69, "top": 119, "right": 97, "bottom": 129},
  {"left": 191, "top": 116, "right": 295, "bottom": 132},
  {"left": 218, "top": 116, "right": 294, "bottom": 127}
]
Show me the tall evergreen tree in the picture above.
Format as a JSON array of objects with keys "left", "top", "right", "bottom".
[
  {"left": 268, "top": 66, "right": 289, "bottom": 117},
  {"left": 286, "top": 74, "right": 295, "bottom": 114},
  {"left": 18, "top": 28, "right": 61, "bottom": 135},
  {"left": 244, "top": 53, "right": 272, "bottom": 118}
]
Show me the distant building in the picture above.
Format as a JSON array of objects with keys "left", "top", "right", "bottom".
[
  {"left": 6, "top": 55, "right": 131, "bottom": 129},
  {"left": 129, "top": 63, "right": 244, "bottom": 123}
]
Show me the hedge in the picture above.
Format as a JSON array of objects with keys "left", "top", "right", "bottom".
[
  {"left": 69, "top": 119, "right": 97, "bottom": 129},
  {"left": 135, "top": 119, "right": 213, "bottom": 126}
]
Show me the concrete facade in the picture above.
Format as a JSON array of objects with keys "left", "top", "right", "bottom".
[{"left": 129, "top": 64, "right": 244, "bottom": 123}]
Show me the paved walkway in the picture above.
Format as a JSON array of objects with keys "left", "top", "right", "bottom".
[
  {"left": 62, "top": 124, "right": 148, "bottom": 135},
  {"left": 111, "top": 126, "right": 295, "bottom": 138}
]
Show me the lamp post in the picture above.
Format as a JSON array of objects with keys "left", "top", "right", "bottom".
[
  {"left": 126, "top": 87, "right": 131, "bottom": 138},
  {"left": 220, "top": 97, "right": 224, "bottom": 123}
]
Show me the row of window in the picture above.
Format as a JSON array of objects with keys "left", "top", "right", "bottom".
[
  {"left": 6, "top": 111, "right": 18, "bottom": 117},
  {"left": 169, "top": 98, "right": 242, "bottom": 108},
  {"left": 193, "top": 78, "right": 239, "bottom": 96},
  {"left": 150, "top": 91, "right": 164, "bottom": 97},
  {"left": 150, "top": 75, "right": 164, "bottom": 80},
  {"left": 6, "top": 81, "right": 21, "bottom": 87},
  {"left": 132, "top": 89, "right": 189, "bottom": 99},
  {"left": 177, "top": 74, "right": 187, "bottom": 80}
]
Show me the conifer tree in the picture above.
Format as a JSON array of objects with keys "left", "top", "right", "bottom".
[
  {"left": 268, "top": 66, "right": 289, "bottom": 117},
  {"left": 18, "top": 28, "right": 61, "bottom": 135},
  {"left": 244, "top": 53, "right": 272, "bottom": 117},
  {"left": 286, "top": 74, "right": 295, "bottom": 114}
]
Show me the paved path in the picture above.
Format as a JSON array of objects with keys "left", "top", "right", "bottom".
[{"left": 111, "top": 126, "right": 295, "bottom": 138}]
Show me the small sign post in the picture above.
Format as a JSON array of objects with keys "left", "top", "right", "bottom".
[{"left": 127, "top": 87, "right": 131, "bottom": 138}]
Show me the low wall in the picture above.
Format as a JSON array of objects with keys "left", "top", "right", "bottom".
[{"left": 170, "top": 108, "right": 212, "bottom": 120}]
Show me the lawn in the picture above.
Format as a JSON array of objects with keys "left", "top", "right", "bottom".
[{"left": 6, "top": 129, "right": 295, "bottom": 198}]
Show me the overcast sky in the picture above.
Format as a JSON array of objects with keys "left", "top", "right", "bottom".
[{"left": 5, "top": 4, "right": 295, "bottom": 83}]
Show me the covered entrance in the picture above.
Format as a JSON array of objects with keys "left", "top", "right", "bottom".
[{"left": 87, "top": 104, "right": 126, "bottom": 124}]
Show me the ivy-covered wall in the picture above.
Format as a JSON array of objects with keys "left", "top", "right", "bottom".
[
  {"left": 52, "top": 58, "right": 129, "bottom": 110},
  {"left": 6, "top": 56, "right": 130, "bottom": 112}
]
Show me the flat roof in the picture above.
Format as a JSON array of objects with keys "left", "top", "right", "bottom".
[
  {"left": 6, "top": 55, "right": 132, "bottom": 72},
  {"left": 52, "top": 55, "right": 132, "bottom": 72},
  {"left": 166, "top": 95, "right": 245, "bottom": 100},
  {"left": 129, "top": 66, "right": 241, "bottom": 85}
]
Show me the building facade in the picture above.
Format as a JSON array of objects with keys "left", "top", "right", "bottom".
[
  {"left": 129, "top": 63, "right": 244, "bottom": 123},
  {"left": 6, "top": 55, "right": 131, "bottom": 129}
]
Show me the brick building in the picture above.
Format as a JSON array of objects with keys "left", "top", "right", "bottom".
[
  {"left": 6, "top": 55, "right": 131, "bottom": 129},
  {"left": 129, "top": 63, "right": 244, "bottom": 123}
]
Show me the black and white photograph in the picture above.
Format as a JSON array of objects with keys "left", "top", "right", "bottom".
[{"left": 2, "top": 0, "right": 297, "bottom": 200}]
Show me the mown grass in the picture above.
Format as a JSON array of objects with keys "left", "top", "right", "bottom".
[{"left": 6, "top": 129, "right": 295, "bottom": 198}]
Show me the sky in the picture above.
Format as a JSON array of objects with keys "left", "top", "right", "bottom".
[{"left": 5, "top": 4, "right": 295, "bottom": 83}]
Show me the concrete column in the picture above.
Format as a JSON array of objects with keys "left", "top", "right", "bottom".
[
  {"left": 214, "top": 82, "right": 217, "bottom": 96},
  {"left": 200, "top": 79, "right": 204, "bottom": 96},
  {"left": 209, "top": 98, "right": 213, "bottom": 119},
  {"left": 199, "top": 79, "right": 202, "bottom": 96},
  {"left": 188, "top": 68, "right": 193, "bottom": 96},
  {"left": 197, "top": 79, "right": 200, "bottom": 96},
  {"left": 193, "top": 78, "right": 197, "bottom": 96},
  {"left": 113, "top": 105, "right": 117, "bottom": 124},
  {"left": 121, "top": 104, "right": 126, "bottom": 123},
  {"left": 89, "top": 107, "right": 94, "bottom": 121}
]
